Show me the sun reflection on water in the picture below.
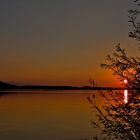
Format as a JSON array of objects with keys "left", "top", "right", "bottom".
[
  {"left": 123, "top": 79, "right": 128, "bottom": 104},
  {"left": 124, "top": 89, "right": 128, "bottom": 104}
]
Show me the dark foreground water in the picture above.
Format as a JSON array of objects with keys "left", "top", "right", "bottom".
[{"left": 0, "top": 90, "right": 106, "bottom": 140}]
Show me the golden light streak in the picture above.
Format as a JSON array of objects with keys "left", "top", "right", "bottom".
[
  {"left": 124, "top": 89, "right": 128, "bottom": 104},
  {"left": 124, "top": 79, "right": 128, "bottom": 104}
]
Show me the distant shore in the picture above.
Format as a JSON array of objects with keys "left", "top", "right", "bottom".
[{"left": 0, "top": 81, "right": 139, "bottom": 91}]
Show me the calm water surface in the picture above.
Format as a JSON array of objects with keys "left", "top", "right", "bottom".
[{"left": 0, "top": 90, "right": 101, "bottom": 140}]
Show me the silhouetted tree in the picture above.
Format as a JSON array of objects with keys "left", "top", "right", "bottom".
[
  {"left": 129, "top": 0, "right": 140, "bottom": 43},
  {"left": 89, "top": 78, "right": 96, "bottom": 87},
  {"left": 88, "top": 1, "right": 140, "bottom": 140},
  {"left": 101, "top": 43, "right": 140, "bottom": 89}
]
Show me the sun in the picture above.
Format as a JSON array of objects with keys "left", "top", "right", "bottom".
[{"left": 124, "top": 79, "right": 128, "bottom": 84}]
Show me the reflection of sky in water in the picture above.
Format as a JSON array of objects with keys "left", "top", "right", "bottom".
[
  {"left": 0, "top": 90, "right": 130, "bottom": 140},
  {"left": 0, "top": 90, "right": 96, "bottom": 140}
]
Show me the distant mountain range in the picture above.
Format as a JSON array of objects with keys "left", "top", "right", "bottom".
[{"left": 0, "top": 81, "right": 128, "bottom": 90}]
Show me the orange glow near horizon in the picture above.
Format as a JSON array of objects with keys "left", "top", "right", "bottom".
[
  {"left": 0, "top": 65, "right": 121, "bottom": 87},
  {"left": 1, "top": 74, "right": 121, "bottom": 87}
]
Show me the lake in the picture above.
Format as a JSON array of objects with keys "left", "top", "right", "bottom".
[{"left": 0, "top": 90, "right": 123, "bottom": 140}]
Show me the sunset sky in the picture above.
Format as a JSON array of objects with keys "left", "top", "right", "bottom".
[{"left": 0, "top": 0, "right": 138, "bottom": 86}]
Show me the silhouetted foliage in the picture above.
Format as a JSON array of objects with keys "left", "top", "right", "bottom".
[
  {"left": 129, "top": 0, "right": 140, "bottom": 43},
  {"left": 87, "top": 1, "right": 140, "bottom": 140},
  {"left": 101, "top": 44, "right": 140, "bottom": 89},
  {"left": 88, "top": 89, "right": 140, "bottom": 140}
]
